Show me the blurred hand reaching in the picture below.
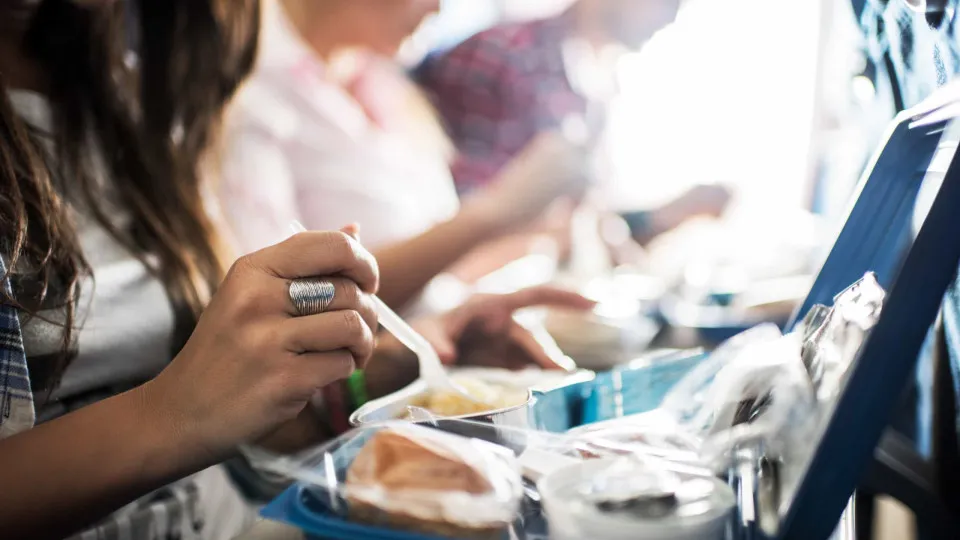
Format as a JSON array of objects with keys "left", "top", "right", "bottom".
[
  {"left": 671, "top": 184, "right": 732, "bottom": 220},
  {"left": 412, "top": 286, "right": 595, "bottom": 370}
]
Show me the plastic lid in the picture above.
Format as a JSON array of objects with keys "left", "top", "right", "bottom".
[
  {"left": 540, "top": 458, "right": 734, "bottom": 539},
  {"left": 579, "top": 460, "right": 682, "bottom": 513}
]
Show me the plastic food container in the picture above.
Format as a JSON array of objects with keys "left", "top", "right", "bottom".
[
  {"left": 545, "top": 305, "right": 660, "bottom": 371},
  {"left": 250, "top": 422, "right": 526, "bottom": 540},
  {"left": 350, "top": 377, "right": 534, "bottom": 431},
  {"left": 252, "top": 420, "right": 591, "bottom": 539},
  {"left": 540, "top": 458, "right": 735, "bottom": 540},
  {"left": 544, "top": 272, "right": 664, "bottom": 371}
]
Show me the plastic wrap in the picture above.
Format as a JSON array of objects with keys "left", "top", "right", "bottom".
[
  {"left": 696, "top": 335, "right": 816, "bottom": 471},
  {"left": 566, "top": 410, "right": 704, "bottom": 469},
  {"left": 695, "top": 276, "right": 884, "bottom": 473},
  {"left": 730, "top": 274, "right": 884, "bottom": 461},
  {"left": 773, "top": 273, "right": 886, "bottom": 510},
  {"left": 563, "top": 273, "right": 885, "bottom": 479},
  {"left": 798, "top": 273, "right": 885, "bottom": 403},
  {"left": 248, "top": 422, "right": 524, "bottom": 540},
  {"left": 560, "top": 325, "right": 789, "bottom": 473},
  {"left": 659, "top": 324, "right": 786, "bottom": 438}
]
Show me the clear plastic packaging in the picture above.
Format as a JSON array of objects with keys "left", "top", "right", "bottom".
[
  {"left": 248, "top": 421, "right": 525, "bottom": 540},
  {"left": 696, "top": 334, "right": 817, "bottom": 471},
  {"left": 723, "top": 274, "right": 886, "bottom": 469},
  {"left": 797, "top": 273, "right": 885, "bottom": 404},
  {"left": 774, "top": 273, "right": 886, "bottom": 510},
  {"left": 560, "top": 324, "right": 794, "bottom": 474},
  {"left": 566, "top": 410, "right": 705, "bottom": 470},
  {"left": 659, "top": 324, "right": 784, "bottom": 435},
  {"left": 563, "top": 271, "right": 884, "bottom": 476},
  {"left": 698, "top": 333, "right": 815, "bottom": 452}
]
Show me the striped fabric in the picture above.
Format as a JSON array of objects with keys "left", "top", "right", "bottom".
[
  {"left": 416, "top": 9, "right": 587, "bottom": 194},
  {"left": 0, "top": 265, "right": 257, "bottom": 540},
  {"left": 0, "top": 255, "right": 35, "bottom": 439}
]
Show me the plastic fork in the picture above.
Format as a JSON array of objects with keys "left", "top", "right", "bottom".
[{"left": 289, "top": 222, "right": 486, "bottom": 405}]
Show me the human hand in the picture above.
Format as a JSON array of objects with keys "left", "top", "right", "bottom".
[
  {"left": 144, "top": 231, "right": 379, "bottom": 461},
  {"left": 635, "top": 185, "right": 732, "bottom": 244},
  {"left": 412, "top": 286, "right": 595, "bottom": 370},
  {"left": 671, "top": 184, "right": 732, "bottom": 220},
  {"left": 471, "top": 132, "right": 591, "bottom": 233}
]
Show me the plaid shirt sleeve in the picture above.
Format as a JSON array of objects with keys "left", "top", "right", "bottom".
[
  {"left": 419, "top": 20, "right": 586, "bottom": 194},
  {"left": 420, "top": 27, "right": 541, "bottom": 193},
  {"left": 0, "top": 256, "right": 34, "bottom": 438}
]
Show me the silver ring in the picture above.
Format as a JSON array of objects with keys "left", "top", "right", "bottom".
[{"left": 288, "top": 279, "right": 336, "bottom": 316}]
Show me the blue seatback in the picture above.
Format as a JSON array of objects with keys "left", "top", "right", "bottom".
[{"left": 778, "top": 109, "right": 960, "bottom": 540}]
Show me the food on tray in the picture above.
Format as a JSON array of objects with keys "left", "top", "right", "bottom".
[
  {"left": 348, "top": 429, "right": 491, "bottom": 493},
  {"left": 403, "top": 378, "right": 528, "bottom": 418},
  {"left": 345, "top": 427, "right": 521, "bottom": 539}
]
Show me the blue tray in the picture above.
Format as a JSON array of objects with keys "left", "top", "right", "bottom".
[
  {"left": 262, "top": 484, "right": 551, "bottom": 540},
  {"left": 262, "top": 485, "right": 447, "bottom": 540}
]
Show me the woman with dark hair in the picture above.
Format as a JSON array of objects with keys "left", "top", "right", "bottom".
[{"left": 0, "top": 1, "right": 591, "bottom": 539}]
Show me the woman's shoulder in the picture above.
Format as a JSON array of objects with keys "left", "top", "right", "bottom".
[
  {"left": 227, "top": 76, "right": 303, "bottom": 142},
  {"left": 228, "top": 73, "right": 360, "bottom": 149}
]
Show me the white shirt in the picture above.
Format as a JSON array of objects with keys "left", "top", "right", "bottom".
[{"left": 220, "top": 2, "right": 460, "bottom": 255}]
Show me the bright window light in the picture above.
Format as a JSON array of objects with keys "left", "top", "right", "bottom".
[{"left": 604, "top": 0, "right": 823, "bottom": 218}]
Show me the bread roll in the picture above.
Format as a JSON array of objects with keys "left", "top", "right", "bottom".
[
  {"left": 345, "top": 428, "right": 517, "bottom": 539},
  {"left": 348, "top": 430, "right": 491, "bottom": 494}
]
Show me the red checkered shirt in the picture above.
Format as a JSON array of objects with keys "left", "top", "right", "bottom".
[{"left": 417, "top": 10, "right": 587, "bottom": 194}]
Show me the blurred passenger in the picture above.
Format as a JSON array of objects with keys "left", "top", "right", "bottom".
[
  {"left": 221, "top": 0, "right": 590, "bottom": 312},
  {"left": 416, "top": 0, "right": 730, "bottom": 245}
]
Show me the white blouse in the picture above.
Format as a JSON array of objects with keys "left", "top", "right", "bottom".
[{"left": 220, "top": 2, "right": 460, "bottom": 256}]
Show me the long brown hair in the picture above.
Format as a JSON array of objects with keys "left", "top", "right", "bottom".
[{"left": 0, "top": 0, "right": 260, "bottom": 392}]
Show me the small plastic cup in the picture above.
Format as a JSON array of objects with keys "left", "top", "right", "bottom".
[{"left": 540, "top": 458, "right": 735, "bottom": 540}]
